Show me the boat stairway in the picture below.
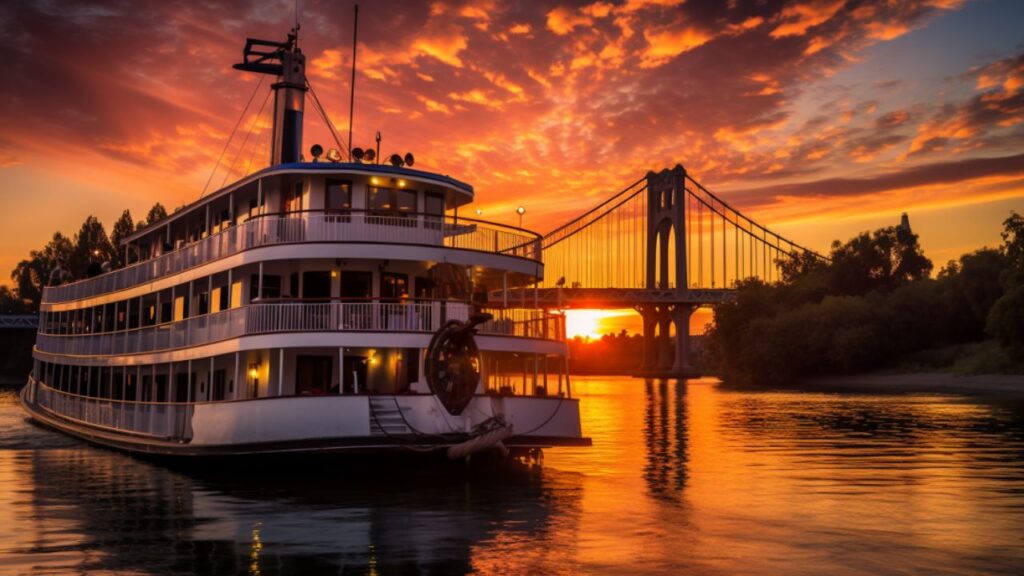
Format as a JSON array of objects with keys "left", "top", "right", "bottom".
[{"left": 368, "top": 397, "right": 412, "bottom": 436}]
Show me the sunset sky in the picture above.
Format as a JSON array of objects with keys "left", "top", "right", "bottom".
[{"left": 0, "top": 0, "right": 1021, "bottom": 336}]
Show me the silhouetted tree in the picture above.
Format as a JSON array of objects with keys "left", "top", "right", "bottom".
[
  {"left": 828, "top": 226, "right": 932, "bottom": 296},
  {"left": 139, "top": 203, "right": 168, "bottom": 230},
  {"left": 705, "top": 219, "right": 1022, "bottom": 384},
  {"left": 0, "top": 286, "right": 29, "bottom": 314},
  {"left": 109, "top": 209, "right": 134, "bottom": 268},
  {"left": 987, "top": 211, "right": 1024, "bottom": 354},
  {"left": 10, "top": 232, "right": 73, "bottom": 310},
  {"left": 69, "top": 216, "right": 115, "bottom": 278}
]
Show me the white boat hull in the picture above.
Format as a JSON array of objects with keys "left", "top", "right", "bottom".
[{"left": 20, "top": 383, "right": 588, "bottom": 457}]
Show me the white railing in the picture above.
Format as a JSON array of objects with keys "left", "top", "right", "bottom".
[
  {"left": 35, "top": 301, "right": 563, "bottom": 356},
  {"left": 43, "top": 211, "right": 542, "bottom": 303},
  {"left": 32, "top": 377, "right": 193, "bottom": 440}
]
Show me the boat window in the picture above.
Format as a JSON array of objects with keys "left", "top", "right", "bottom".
[
  {"left": 296, "top": 355, "right": 332, "bottom": 396},
  {"left": 218, "top": 285, "right": 229, "bottom": 311},
  {"left": 144, "top": 301, "right": 157, "bottom": 326},
  {"left": 128, "top": 299, "right": 140, "bottom": 329},
  {"left": 414, "top": 276, "right": 434, "bottom": 300},
  {"left": 326, "top": 179, "right": 352, "bottom": 212},
  {"left": 340, "top": 271, "right": 372, "bottom": 299},
  {"left": 126, "top": 371, "right": 137, "bottom": 401},
  {"left": 160, "top": 299, "right": 172, "bottom": 323},
  {"left": 283, "top": 181, "right": 304, "bottom": 213},
  {"left": 104, "top": 303, "right": 115, "bottom": 332},
  {"left": 368, "top": 186, "right": 392, "bottom": 214},
  {"left": 212, "top": 369, "right": 226, "bottom": 401},
  {"left": 381, "top": 273, "right": 409, "bottom": 301},
  {"left": 396, "top": 189, "right": 416, "bottom": 215},
  {"left": 425, "top": 193, "right": 444, "bottom": 216},
  {"left": 250, "top": 274, "right": 281, "bottom": 300},
  {"left": 174, "top": 372, "right": 189, "bottom": 402},
  {"left": 303, "top": 271, "right": 332, "bottom": 299}
]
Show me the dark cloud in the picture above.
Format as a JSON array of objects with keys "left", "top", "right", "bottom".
[{"left": 726, "top": 152, "right": 1024, "bottom": 205}]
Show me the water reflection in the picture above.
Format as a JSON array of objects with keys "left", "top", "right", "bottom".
[
  {"left": 4, "top": 380, "right": 1024, "bottom": 575},
  {"left": 5, "top": 449, "right": 581, "bottom": 575},
  {"left": 643, "top": 379, "right": 688, "bottom": 502}
]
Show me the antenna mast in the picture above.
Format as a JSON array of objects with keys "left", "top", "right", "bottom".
[{"left": 347, "top": 3, "right": 359, "bottom": 161}]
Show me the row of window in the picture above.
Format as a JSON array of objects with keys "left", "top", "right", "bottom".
[
  {"left": 37, "top": 361, "right": 235, "bottom": 403},
  {"left": 40, "top": 269, "right": 433, "bottom": 336},
  {"left": 135, "top": 179, "right": 445, "bottom": 262}
]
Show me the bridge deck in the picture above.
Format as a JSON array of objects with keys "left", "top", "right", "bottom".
[
  {"left": 0, "top": 315, "right": 38, "bottom": 330},
  {"left": 490, "top": 288, "right": 733, "bottom": 309}
]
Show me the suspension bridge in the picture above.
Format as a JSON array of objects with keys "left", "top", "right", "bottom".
[
  {"left": 6, "top": 165, "right": 824, "bottom": 378},
  {"left": 503, "top": 164, "right": 826, "bottom": 378}
]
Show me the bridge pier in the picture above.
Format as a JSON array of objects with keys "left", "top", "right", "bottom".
[
  {"left": 657, "top": 308, "right": 673, "bottom": 372},
  {"left": 639, "top": 305, "right": 658, "bottom": 372},
  {"left": 671, "top": 305, "right": 695, "bottom": 375},
  {"left": 635, "top": 304, "right": 697, "bottom": 379}
]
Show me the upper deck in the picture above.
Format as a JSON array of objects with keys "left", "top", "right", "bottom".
[{"left": 42, "top": 163, "right": 542, "bottom": 305}]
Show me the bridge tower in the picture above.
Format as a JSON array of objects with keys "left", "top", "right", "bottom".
[{"left": 639, "top": 165, "right": 695, "bottom": 376}]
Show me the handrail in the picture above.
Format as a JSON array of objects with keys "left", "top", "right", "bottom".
[
  {"left": 35, "top": 301, "right": 565, "bottom": 356},
  {"left": 43, "top": 210, "right": 543, "bottom": 304},
  {"left": 32, "top": 377, "right": 195, "bottom": 440}
]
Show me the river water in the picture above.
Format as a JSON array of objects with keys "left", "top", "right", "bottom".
[{"left": 1, "top": 376, "right": 1023, "bottom": 575}]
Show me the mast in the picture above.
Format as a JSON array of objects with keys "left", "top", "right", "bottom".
[{"left": 233, "top": 28, "right": 307, "bottom": 165}]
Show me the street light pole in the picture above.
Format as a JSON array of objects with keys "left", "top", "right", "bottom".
[{"left": 516, "top": 206, "right": 525, "bottom": 228}]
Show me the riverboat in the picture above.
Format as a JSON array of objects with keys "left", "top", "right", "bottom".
[{"left": 20, "top": 27, "right": 588, "bottom": 458}]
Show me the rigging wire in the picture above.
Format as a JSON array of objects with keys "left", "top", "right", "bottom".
[
  {"left": 201, "top": 75, "right": 266, "bottom": 198},
  {"left": 242, "top": 96, "right": 275, "bottom": 177},
  {"left": 306, "top": 80, "right": 347, "bottom": 154},
  {"left": 220, "top": 86, "right": 273, "bottom": 189}
]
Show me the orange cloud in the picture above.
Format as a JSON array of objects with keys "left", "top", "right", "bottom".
[
  {"left": 771, "top": 0, "right": 846, "bottom": 38},
  {"left": 640, "top": 25, "right": 713, "bottom": 68}
]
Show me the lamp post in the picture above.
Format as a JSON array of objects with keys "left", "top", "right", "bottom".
[{"left": 516, "top": 206, "right": 525, "bottom": 228}]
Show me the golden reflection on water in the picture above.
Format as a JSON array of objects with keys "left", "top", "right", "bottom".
[{"left": 2, "top": 380, "right": 1024, "bottom": 575}]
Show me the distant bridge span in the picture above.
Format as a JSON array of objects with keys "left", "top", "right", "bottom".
[
  {"left": 494, "top": 164, "right": 826, "bottom": 377},
  {"left": 0, "top": 315, "right": 39, "bottom": 330}
]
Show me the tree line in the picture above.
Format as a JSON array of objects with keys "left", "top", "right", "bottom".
[
  {"left": 0, "top": 203, "right": 169, "bottom": 313},
  {"left": 704, "top": 212, "right": 1024, "bottom": 383}
]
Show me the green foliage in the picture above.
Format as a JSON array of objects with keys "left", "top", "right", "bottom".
[
  {"left": 987, "top": 282, "right": 1024, "bottom": 354},
  {"left": 985, "top": 211, "right": 1024, "bottom": 354},
  {"left": 707, "top": 215, "right": 1023, "bottom": 383},
  {"left": 951, "top": 340, "right": 1024, "bottom": 375}
]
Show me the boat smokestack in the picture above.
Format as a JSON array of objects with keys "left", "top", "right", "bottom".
[{"left": 233, "top": 28, "right": 307, "bottom": 165}]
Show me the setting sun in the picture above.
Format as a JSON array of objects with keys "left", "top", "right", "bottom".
[{"left": 566, "top": 309, "right": 637, "bottom": 339}]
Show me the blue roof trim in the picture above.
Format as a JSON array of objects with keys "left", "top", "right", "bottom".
[{"left": 265, "top": 162, "right": 474, "bottom": 194}]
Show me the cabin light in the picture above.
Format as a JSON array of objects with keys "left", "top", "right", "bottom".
[
  {"left": 331, "top": 270, "right": 339, "bottom": 278},
  {"left": 369, "top": 355, "right": 379, "bottom": 366},
  {"left": 370, "top": 177, "right": 380, "bottom": 185},
  {"left": 397, "top": 179, "right": 406, "bottom": 188},
  {"left": 248, "top": 363, "right": 260, "bottom": 380}
]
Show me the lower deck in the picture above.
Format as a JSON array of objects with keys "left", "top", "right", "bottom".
[{"left": 21, "top": 379, "right": 588, "bottom": 456}]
